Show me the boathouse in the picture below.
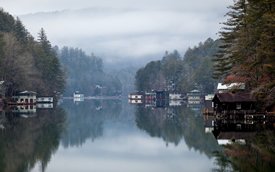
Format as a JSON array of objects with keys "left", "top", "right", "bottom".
[{"left": 212, "top": 92, "right": 256, "bottom": 114}]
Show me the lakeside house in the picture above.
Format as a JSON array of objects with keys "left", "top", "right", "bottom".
[
  {"left": 169, "top": 93, "right": 182, "bottom": 100},
  {"left": 37, "top": 97, "right": 54, "bottom": 103},
  {"left": 212, "top": 92, "right": 256, "bottom": 114},
  {"left": 11, "top": 91, "right": 37, "bottom": 105}
]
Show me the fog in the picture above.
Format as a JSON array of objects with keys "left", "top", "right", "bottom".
[{"left": 1, "top": 0, "right": 232, "bottom": 63}]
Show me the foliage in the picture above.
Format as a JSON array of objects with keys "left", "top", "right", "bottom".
[
  {"left": 0, "top": 107, "right": 66, "bottom": 172},
  {"left": 219, "top": 131, "right": 275, "bottom": 172},
  {"left": 57, "top": 47, "right": 122, "bottom": 96},
  {"left": 135, "top": 106, "right": 220, "bottom": 155},
  {"left": 213, "top": 0, "right": 275, "bottom": 108},
  {"left": 135, "top": 38, "right": 220, "bottom": 93},
  {"left": 0, "top": 9, "right": 65, "bottom": 96}
]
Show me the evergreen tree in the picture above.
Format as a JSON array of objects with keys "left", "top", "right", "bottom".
[
  {"left": 213, "top": 0, "right": 275, "bottom": 107},
  {"left": 13, "top": 17, "right": 30, "bottom": 44},
  {"left": 213, "top": 0, "right": 247, "bottom": 80}
]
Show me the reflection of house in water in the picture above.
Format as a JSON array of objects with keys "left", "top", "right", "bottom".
[
  {"left": 128, "top": 92, "right": 143, "bottom": 104},
  {"left": 215, "top": 132, "right": 251, "bottom": 145},
  {"left": 212, "top": 120, "right": 259, "bottom": 145},
  {"left": 204, "top": 115, "right": 215, "bottom": 133},
  {"left": 12, "top": 105, "right": 37, "bottom": 118},
  {"left": 129, "top": 91, "right": 185, "bottom": 108},
  {"left": 12, "top": 91, "right": 37, "bottom": 105},
  {"left": 169, "top": 100, "right": 182, "bottom": 107},
  {"left": 37, "top": 103, "right": 54, "bottom": 109},
  {"left": 210, "top": 115, "right": 275, "bottom": 145},
  {"left": 73, "top": 91, "right": 84, "bottom": 103},
  {"left": 155, "top": 91, "right": 168, "bottom": 108},
  {"left": 144, "top": 92, "right": 156, "bottom": 107},
  {"left": 187, "top": 90, "right": 202, "bottom": 111},
  {"left": 0, "top": 80, "right": 5, "bottom": 99},
  {"left": 0, "top": 109, "right": 6, "bottom": 130},
  {"left": 169, "top": 93, "right": 182, "bottom": 100}
]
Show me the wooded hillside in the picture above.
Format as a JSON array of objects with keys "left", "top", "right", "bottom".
[
  {"left": 0, "top": 9, "right": 65, "bottom": 96},
  {"left": 213, "top": 0, "right": 275, "bottom": 108},
  {"left": 135, "top": 38, "right": 220, "bottom": 94}
]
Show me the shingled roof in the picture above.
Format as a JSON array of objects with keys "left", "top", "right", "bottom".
[{"left": 213, "top": 92, "right": 256, "bottom": 103}]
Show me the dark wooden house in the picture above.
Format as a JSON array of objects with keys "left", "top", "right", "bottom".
[{"left": 213, "top": 92, "right": 256, "bottom": 114}]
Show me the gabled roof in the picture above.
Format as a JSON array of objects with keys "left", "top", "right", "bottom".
[
  {"left": 213, "top": 92, "right": 256, "bottom": 103},
  {"left": 17, "top": 91, "right": 37, "bottom": 95}
]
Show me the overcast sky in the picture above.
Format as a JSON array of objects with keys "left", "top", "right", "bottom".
[{"left": 1, "top": 0, "right": 232, "bottom": 62}]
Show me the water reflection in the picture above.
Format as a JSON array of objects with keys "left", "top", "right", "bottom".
[
  {"left": 135, "top": 106, "right": 220, "bottom": 157},
  {"left": 0, "top": 106, "right": 66, "bottom": 172},
  {"left": 208, "top": 113, "right": 275, "bottom": 172},
  {"left": 60, "top": 100, "right": 122, "bottom": 147},
  {"left": 3, "top": 98, "right": 274, "bottom": 172}
]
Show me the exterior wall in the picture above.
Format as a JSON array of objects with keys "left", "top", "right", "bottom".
[
  {"left": 37, "top": 103, "right": 53, "bottom": 108},
  {"left": 129, "top": 95, "right": 143, "bottom": 99},
  {"left": 74, "top": 93, "right": 84, "bottom": 98},
  {"left": 169, "top": 94, "right": 182, "bottom": 100},
  {"left": 187, "top": 90, "right": 201, "bottom": 104},
  {"left": 188, "top": 96, "right": 201, "bottom": 104},
  {"left": 169, "top": 100, "right": 182, "bottom": 106},
  {"left": 13, "top": 95, "right": 37, "bottom": 104},
  {"left": 37, "top": 97, "right": 54, "bottom": 103},
  {"left": 128, "top": 99, "right": 143, "bottom": 104},
  {"left": 12, "top": 105, "right": 36, "bottom": 114}
]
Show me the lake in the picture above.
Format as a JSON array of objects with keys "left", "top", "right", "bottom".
[{"left": 0, "top": 99, "right": 274, "bottom": 172}]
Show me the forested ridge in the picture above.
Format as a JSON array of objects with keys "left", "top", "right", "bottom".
[
  {"left": 0, "top": 9, "right": 122, "bottom": 97},
  {"left": 135, "top": 38, "right": 220, "bottom": 94},
  {"left": 0, "top": 8, "right": 65, "bottom": 96}
]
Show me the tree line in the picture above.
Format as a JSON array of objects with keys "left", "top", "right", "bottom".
[
  {"left": 135, "top": 38, "right": 220, "bottom": 94},
  {"left": 0, "top": 8, "right": 65, "bottom": 96},
  {"left": 0, "top": 8, "right": 121, "bottom": 97},
  {"left": 57, "top": 46, "right": 122, "bottom": 96}
]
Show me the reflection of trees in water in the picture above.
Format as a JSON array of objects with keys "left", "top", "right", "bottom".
[
  {"left": 213, "top": 131, "right": 275, "bottom": 172},
  {"left": 135, "top": 107, "right": 183, "bottom": 145},
  {"left": 60, "top": 100, "right": 122, "bottom": 148},
  {"left": 135, "top": 106, "right": 220, "bottom": 157},
  {"left": 0, "top": 107, "right": 66, "bottom": 172}
]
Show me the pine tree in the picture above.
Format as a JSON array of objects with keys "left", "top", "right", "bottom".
[
  {"left": 213, "top": 0, "right": 247, "bottom": 80},
  {"left": 13, "top": 17, "right": 30, "bottom": 44},
  {"left": 34, "top": 28, "right": 65, "bottom": 94}
]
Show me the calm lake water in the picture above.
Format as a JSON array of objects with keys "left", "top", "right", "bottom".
[{"left": 1, "top": 99, "right": 274, "bottom": 172}]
